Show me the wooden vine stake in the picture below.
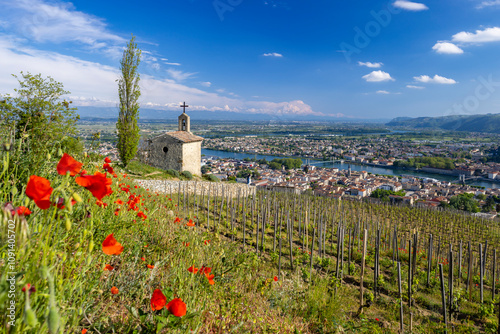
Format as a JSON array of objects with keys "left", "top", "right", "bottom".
[{"left": 359, "top": 229, "right": 368, "bottom": 315}]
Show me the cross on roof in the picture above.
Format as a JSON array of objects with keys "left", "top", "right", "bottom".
[{"left": 180, "top": 101, "right": 189, "bottom": 113}]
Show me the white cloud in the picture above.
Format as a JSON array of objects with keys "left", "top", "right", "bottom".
[
  {"left": 358, "top": 61, "right": 383, "bottom": 68},
  {"left": 477, "top": 0, "right": 500, "bottom": 9},
  {"left": 1, "top": 0, "right": 125, "bottom": 47},
  {"left": 414, "top": 74, "right": 457, "bottom": 84},
  {"left": 376, "top": 90, "right": 390, "bottom": 94},
  {"left": 362, "top": 70, "right": 395, "bottom": 82},
  {"left": 164, "top": 62, "right": 181, "bottom": 66},
  {"left": 393, "top": 1, "right": 429, "bottom": 11},
  {"left": 406, "top": 85, "right": 425, "bottom": 89},
  {"left": 452, "top": 27, "right": 500, "bottom": 43},
  {"left": 200, "top": 82, "right": 212, "bottom": 87},
  {"left": 262, "top": 52, "right": 283, "bottom": 57},
  {"left": 166, "top": 69, "right": 197, "bottom": 82},
  {"left": 432, "top": 42, "right": 464, "bottom": 54}
]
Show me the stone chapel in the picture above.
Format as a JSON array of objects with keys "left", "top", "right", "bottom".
[{"left": 146, "top": 103, "right": 203, "bottom": 175}]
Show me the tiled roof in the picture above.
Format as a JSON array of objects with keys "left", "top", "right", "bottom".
[{"left": 163, "top": 131, "right": 204, "bottom": 143}]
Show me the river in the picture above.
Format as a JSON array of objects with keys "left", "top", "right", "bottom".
[{"left": 201, "top": 148, "right": 499, "bottom": 190}]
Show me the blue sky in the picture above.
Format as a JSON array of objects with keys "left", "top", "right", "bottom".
[{"left": 0, "top": 0, "right": 499, "bottom": 120}]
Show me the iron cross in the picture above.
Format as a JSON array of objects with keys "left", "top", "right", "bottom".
[{"left": 180, "top": 101, "right": 189, "bottom": 113}]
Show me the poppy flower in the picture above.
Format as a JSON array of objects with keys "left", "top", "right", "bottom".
[
  {"left": 111, "top": 286, "right": 119, "bottom": 295},
  {"left": 16, "top": 206, "right": 32, "bottom": 216},
  {"left": 274, "top": 276, "right": 278, "bottom": 282},
  {"left": 114, "top": 209, "right": 120, "bottom": 216},
  {"left": 137, "top": 211, "right": 147, "bottom": 220},
  {"left": 103, "top": 163, "right": 114, "bottom": 174},
  {"left": 115, "top": 199, "right": 124, "bottom": 205},
  {"left": 22, "top": 284, "right": 36, "bottom": 295},
  {"left": 104, "top": 264, "right": 114, "bottom": 271},
  {"left": 75, "top": 171, "right": 113, "bottom": 200},
  {"left": 104, "top": 157, "right": 111, "bottom": 163},
  {"left": 102, "top": 234, "right": 124, "bottom": 255},
  {"left": 26, "top": 175, "right": 53, "bottom": 209},
  {"left": 82, "top": 330, "right": 88, "bottom": 334},
  {"left": 204, "top": 240, "right": 210, "bottom": 245},
  {"left": 186, "top": 220, "right": 195, "bottom": 227},
  {"left": 187, "top": 265, "right": 199, "bottom": 274},
  {"left": 375, "top": 318, "right": 379, "bottom": 322},
  {"left": 199, "top": 266, "right": 211, "bottom": 275},
  {"left": 183, "top": 242, "right": 190, "bottom": 247},
  {"left": 151, "top": 289, "right": 167, "bottom": 310},
  {"left": 147, "top": 264, "right": 155, "bottom": 269},
  {"left": 205, "top": 273, "right": 215, "bottom": 285},
  {"left": 141, "top": 257, "right": 146, "bottom": 261},
  {"left": 166, "top": 298, "right": 186, "bottom": 317},
  {"left": 57, "top": 153, "right": 83, "bottom": 176},
  {"left": 174, "top": 217, "right": 181, "bottom": 223}
]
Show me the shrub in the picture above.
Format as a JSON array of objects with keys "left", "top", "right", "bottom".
[
  {"left": 167, "top": 169, "right": 180, "bottom": 178},
  {"left": 181, "top": 170, "right": 193, "bottom": 180},
  {"left": 203, "top": 174, "right": 219, "bottom": 182}
]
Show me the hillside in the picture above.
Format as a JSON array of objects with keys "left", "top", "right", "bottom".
[{"left": 386, "top": 113, "right": 500, "bottom": 133}]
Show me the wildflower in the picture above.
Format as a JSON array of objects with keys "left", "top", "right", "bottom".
[
  {"left": 16, "top": 206, "right": 32, "bottom": 216},
  {"left": 102, "top": 234, "right": 124, "bottom": 255},
  {"left": 147, "top": 264, "right": 155, "bottom": 269},
  {"left": 187, "top": 265, "right": 199, "bottom": 274},
  {"left": 26, "top": 175, "right": 53, "bottom": 209},
  {"left": 141, "top": 257, "right": 146, "bottom": 261},
  {"left": 204, "top": 240, "right": 210, "bottom": 245},
  {"left": 103, "top": 163, "right": 114, "bottom": 174},
  {"left": 186, "top": 219, "right": 195, "bottom": 227},
  {"left": 56, "top": 153, "right": 83, "bottom": 176},
  {"left": 22, "top": 284, "right": 36, "bottom": 295},
  {"left": 114, "top": 199, "right": 124, "bottom": 205},
  {"left": 114, "top": 209, "right": 120, "bottom": 216},
  {"left": 206, "top": 273, "right": 215, "bottom": 285},
  {"left": 274, "top": 276, "right": 278, "bottom": 282},
  {"left": 183, "top": 242, "right": 190, "bottom": 247},
  {"left": 174, "top": 217, "right": 181, "bottom": 223},
  {"left": 111, "top": 286, "right": 119, "bottom": 295},
  {"left": 137, "top": 211, "right": 147, "bottom": 220},
  {"left": 104, "top": 157, "right": 111, "bottom": 163},
  {"left": 166, "top": 298, "right": 187, "bottom": 317},
  {"left": 104, "top": 264, "right": 114, "bottom": 271},
  {"left": 82, "top": 330, "right": 88, "bottom": 334},
  {"left": 75, "top": 171, "right": 113, "bottom": 200},
  {"left": 151, "top": 289, "right": 167, "bottom": 310},
  {"left": 199, "top": 266, "right": 211, "bottom": 275},
  {"left": 375, "top": 318, "right": 379, "bottom": 321}
]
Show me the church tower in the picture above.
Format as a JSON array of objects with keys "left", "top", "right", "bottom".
[{"left": 178, "top": 108, "right": 191, "bottom": 132}]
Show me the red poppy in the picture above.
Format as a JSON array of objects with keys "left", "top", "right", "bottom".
[
  {"left": 204, "top": 240, "right": 210, "bottom": 245},
  {"left": 114, "top": 209, "right": 120, "bottom": 216},
  {"left": 56, "top": 153, "right": 83, "bottom": 176},
  {"left": 137, "top": 211, "right": 147, "bottom": 220},
  {"left": 186, "top": 219, "right": 195, "bottom": 227},
  {"left": 147, "top": 264, "right": 155, "bottom": 269},
  {"left": 205, "top": 273, "right": 215, "bottom": 285},
  {"left": 104, "top": 264, "right": 114, "bottom": 271},
  {"left": 115, "top": 199, "right": 124, "bottom": 205},
  {"left": 103, "top": 163, "right": 114, "bottom": 174},
  {"left": 174, "top": 217, "right": 181, "bottom": 223},
  {"left": 111, "top": 286, "right": 119, "bottom": 295},
  {"left": 25, "top": 175, "right": 53, "bottom": 209},
  {"left": 141, "top": 257, "right": 146, "bottom": 261},
  {"left": 82, "top": 330, "right": 88, "bottom": 334},
  {"left": 95, "top": 200, "right": 108, "bottom": 208},
  {"left": 166, "top": 298, "right": 187, "bottom": 317},
  {"left": 16, "top": 206, "right": 32, "bottom": 216},
  {"left": 199, "top": 266, "right": 211, "bottom": 275},
  {"left": 151, "top": 289, "right": 167, "bottom": 310},
  {"left": 102, "top": 234, "right": 124, "bottom": 255},
  {"left": 274, "top": 276, "right": 278, "bottom": 282},
  {"left": 183, "top": 242, "right": 190, "bottom": 247},
  {"left": 187, "top": 265, "right": 199, "bottom": 274},
  {"left": 75, "top": 171, "right": 113, "bottom": 200},
  {"left": 104, "top": 157, "right": 111, "bottom": 163}
]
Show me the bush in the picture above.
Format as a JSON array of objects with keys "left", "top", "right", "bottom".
[
  {"left": 181, "top": 170, "right": 193, "bottom": 180},
  {"left": 203, "top": 174, "right": 219, "bottom": 182},
  {"left": 166, "top": 169, "right": 180, "bottom": 178}
]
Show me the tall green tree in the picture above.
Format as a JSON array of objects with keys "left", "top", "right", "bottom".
[{"left": 117, "top": 35, "right": 141, "bottom": 167}]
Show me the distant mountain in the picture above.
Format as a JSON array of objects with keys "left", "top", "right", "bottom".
[
  {"left": 386, "top": 113, "right": 500, "bottom": 134},
  {"left": 75, "top": 106, "right": 389, "bottom": 123}
]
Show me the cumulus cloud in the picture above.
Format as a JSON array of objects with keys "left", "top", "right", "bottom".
[
  {"left": 393, "top": 0, "right": 429, "bottom": 11},
  {"left": 432, "top": 42, "right": 464, "bottom": 54},
  {"left": 376, "top": 90, "right": 390, "bottom": 94},
  {"left": 477, "top": 0, "right": 500, "bottom": 9},
  {"left": 262, "top": 52, "right": 283, "bottom": 57},
  {"left": 362, "top": 70, "right": 395, "bottom": 82},
  {"left": 358, "top": 61, "right": 383, "bottom": 68},
  {"left": 200, "top": 81, "right": 212, "bottom": 87},
  {"left": 414, "top": 74, "right": 457, "bottom": 84},
  {"left": 452, "top": 27, "right": 500, "bottom": 43},
  {"left": 406, "top": 85, "right": 425, "bottom": 89},
  {"left": 166, "top": 69, "right": 197, "bottom": 82}
]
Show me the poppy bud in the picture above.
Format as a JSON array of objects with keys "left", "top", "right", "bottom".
[
  {"left": 57, "top": 148, "right": 63, "bottom": 157},
  {"left": 24, "top": 307, "right": 38, "bottom": 327},
  {"left": 24, "top": 197, "right": 30, "bottom": 207},
  {"left": 47, "top": 153, "right": 51, "bottom": 160},
  {"left": 83, "top": 229, "right": 88, "bottom": 238},
  {"left": 3, "top": 143, "right": 10, "bottom": 151},
  {"left": 86, "top": 256, "right": 92, "bottom": 266},
  {"left": 11, "top": 187, "right": 17, "bottom": 195},
  {"left": 40, "top": 265, "right": 49, "bottom": 279},
  {"left": 84, "top": 152, "right": 87, "bottom": 158},
  {"left": 65, "top": 218, "right": 71, "bottom": 231},
  {"left": 75, "top": 243, "right": 80, "bottom": 249},
  {"left": 88, "top": 240, "right": 94, "bottom": 252},
  {"left": 47, "top": 307, "right": 60, "bottom": 334},
  {"left": 72, "top": 192, "right": 83, "bottom": 203},
  {"left": 78, "top": 308, "right": 83, "bottom": 315}
]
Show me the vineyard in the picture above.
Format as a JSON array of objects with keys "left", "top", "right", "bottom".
[{"left": 2, "top": 151, "right": 500, "bottom": 333}]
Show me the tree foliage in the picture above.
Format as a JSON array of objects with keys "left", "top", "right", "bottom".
[
  {"left": 447, "top": 193, "right": 480, "bottom": 213},
  {"left": 394, "top": 157, "right": 456, "bottom": 170},
  {"left": 370, "top": 189, "right": 405, "bottom": 201},
  {"left": 116, "top": 35, "right": 141, "bottom": 167},
  {"left": 268, "top": 158, "right": 302, "bottom": 170}
]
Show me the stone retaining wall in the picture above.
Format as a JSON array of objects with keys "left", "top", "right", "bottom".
[{"left": 135, "top": 180, "right": 256, "bottom": 198}]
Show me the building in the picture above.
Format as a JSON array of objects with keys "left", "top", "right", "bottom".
[{"left": 144, "top": 106, "right": 203, "bottom": 175}]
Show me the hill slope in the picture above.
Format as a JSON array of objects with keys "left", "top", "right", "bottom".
[{"left": 386, "top": 113, "right": 500, "bottom": 133}]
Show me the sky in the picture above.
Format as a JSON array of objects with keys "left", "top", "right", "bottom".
[{"left": 0, "top": 0, "right": 500, "bottom": 121}]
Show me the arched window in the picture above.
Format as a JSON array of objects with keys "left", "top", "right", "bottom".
[{"left": 182, "top": 119, "right": 186, "bottom": 131}]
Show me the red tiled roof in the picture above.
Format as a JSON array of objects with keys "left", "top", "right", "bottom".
[{"left": 164, "top": 131, "right": 203, "bottom": 143}]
